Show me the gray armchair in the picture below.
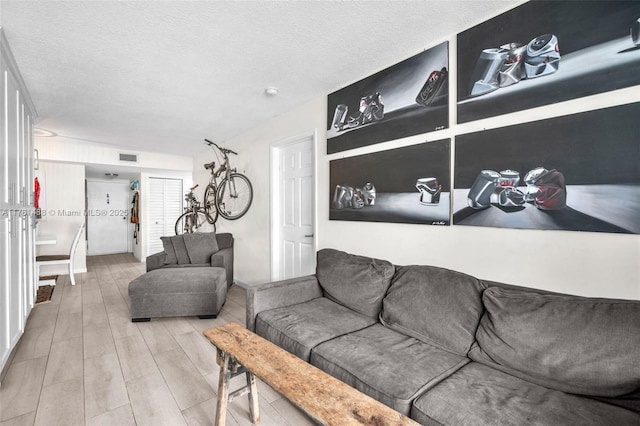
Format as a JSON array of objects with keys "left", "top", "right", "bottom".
[{"left": 146, "top": 232, "right": 234, "bottom": 288}]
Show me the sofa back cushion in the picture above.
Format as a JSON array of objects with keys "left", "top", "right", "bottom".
[
  {"left": 183, "top": 232, "right": 219, "bottom": 264},
  {"left": 470, "top": 287, "right": 640, "bottom": 397},
  {"left": 380, "top": 265, "right": 485, "bottom": 356},
  {"left": 170, "top": 235, "right": 191, "bottom": 264},
  {"left": 316, "top": 249, "right": 394, "bottom": 319},
  {"left": 161, "top": 237, "right": 178, "bottom": 265}
]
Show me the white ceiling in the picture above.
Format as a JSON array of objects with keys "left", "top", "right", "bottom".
[{"left": 1, "top": 0, "right": 518, "bottom": 157}]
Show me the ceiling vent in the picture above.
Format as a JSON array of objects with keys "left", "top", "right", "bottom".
[{"left": 119, "top": 153, "right": 138, "bottom": 163}]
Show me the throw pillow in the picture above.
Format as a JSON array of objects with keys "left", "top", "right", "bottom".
[
  {"left": 170, "top": 235, "right": 191, "bottom": 265},
  {"left": 469, "top": 287, "right": 640, "bottom": 397},
  {"left": 183, "top": 232, "right": 220, "bottom": 265},
  {"left": 161, "top": 237, "right": 177, "bottom": 265},
  {"left": 316, "top": 248, "right": 395, "bottom": 319}
]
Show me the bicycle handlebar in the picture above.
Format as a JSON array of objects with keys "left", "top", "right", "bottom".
[
  {"left": 190, "top": 184, "right": 199, "bottom": 191},
  {"left": 204, "top": 138, "right": 238, "bottom": 156}
]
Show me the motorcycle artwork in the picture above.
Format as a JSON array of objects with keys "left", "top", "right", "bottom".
[{"left": 331, "top": 92, "right": 385, "bottom": 132}]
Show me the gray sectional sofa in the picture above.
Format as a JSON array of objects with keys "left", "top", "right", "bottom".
[{"left": 247, "top": 248, "right": 640, "bottom": 425}]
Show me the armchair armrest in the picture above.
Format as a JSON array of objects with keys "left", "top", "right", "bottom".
[
  {"left": 146, "top": 251, "right": 166, "bottom": 272},
  {"left": 246, "top": 275, "right": 323, "bottom": 332},
  {"left": 210, "top": 247, "right": 234, "bottom": 288}
]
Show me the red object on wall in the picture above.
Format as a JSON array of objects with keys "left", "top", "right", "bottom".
[{"left": 34, "top": 177, "right": 40, "bottom": 208}]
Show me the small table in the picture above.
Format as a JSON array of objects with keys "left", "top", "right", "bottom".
[{"left": 203, "top": 322, "right": 420, "bottom": 426}]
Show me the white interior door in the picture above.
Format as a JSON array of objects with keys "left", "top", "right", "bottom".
[
  {"left": 87, "top": 180, "right": 129, "bottom": 255},
  {"left": 271, "top": 132, "right": 316, "bottom": 281}
]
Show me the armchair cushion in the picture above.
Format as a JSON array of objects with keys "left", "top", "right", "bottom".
[
  {"left": 160, "top": 237, "right": 178, "bottom": 265},
  {"left": 183, "top": 232, "right": 220, "bottom": 264},
  {"left": 171, "top": 235, "right": 191, "bottom": 264}
]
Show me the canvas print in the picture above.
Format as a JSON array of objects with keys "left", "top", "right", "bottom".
[
  {"left": 330, "top": 140, "right": 450, "bottom": 225},
  {"left": 453, "top": 103, "right": 640, "bottom": 234},
  {"left": 457, "top": 1, "right": 640, "bottom": 123},
  {"left": 327, "top": 42, "right": 448, "bottom": 154}
]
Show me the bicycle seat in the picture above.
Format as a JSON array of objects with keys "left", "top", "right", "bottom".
[{"left": 204, "top": 162, "right": 215, "bottom": 170}]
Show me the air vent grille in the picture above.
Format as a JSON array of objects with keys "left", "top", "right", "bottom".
[{"left": 119, "top": 153, "right": 138, "bottom": 162}]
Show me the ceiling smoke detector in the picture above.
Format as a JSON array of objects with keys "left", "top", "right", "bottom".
[{"left": 265, "top": 87, "right": 279, "bottom": 97}]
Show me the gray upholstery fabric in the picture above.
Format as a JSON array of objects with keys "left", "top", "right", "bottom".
[
  {"left": 146, "top": 251, "right": 166, "bottom": 272},
  {"left": 380, "top": 265, "right": 484, "bottom": 356},
  {"left": 411, "top": 362, "right": 640, "bottom": 426},
  {"left": 170, "top": 235, "right": 191, "bottom": 264},
  {"left": 316, "top": 248, "right": 394, "bottom": 318},
  {"left": 255, "top": 297, "right": 377, "bottom": 361},
  {"left": 310, "top": 324, "right": 468, "bottom": 416},
  {"left": 161, "top": 237, "right": 178, "bottom": 264},
  {"left": 470, "top": 287, "right": 640, "bottom": 397},
  {"left": 128, "top": 267, "right": 227, "bottom": 319},
  {"left": 246, "top": 275, "right": 323, "bottom": 332},
  {"left": 183, "top": 232, "right": 219, "bottom": 264},
  {"left": 211, "top": 248, "right": 233, "bottom": 288}
]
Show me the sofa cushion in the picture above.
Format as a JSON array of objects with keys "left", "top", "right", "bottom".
[
  {"left": 170, "top": 235, "right": 191, "bottom": 264},
  {"left": 182, "top": 232, "right": 219, "bottom": 264},
  {"left": 255, "top": 297, "right": 377, "bottom": 361},
  {"left": 316, "top": 248, "right": 394, "bottom": 318},
  {"left": 470, "top": 287, "right": 640, "bottom": 397},
  {"left": 380, "top": 265, "right": 484, "bottom": 356},
  {"left": 411, "top": 362, "right": 640, "bottom": 426},
  {"left": 310, "top": 324, "right": 468, "bottom": 416},
  {"left": 161, "top": 237, "right": 178, "bottom": 265}
]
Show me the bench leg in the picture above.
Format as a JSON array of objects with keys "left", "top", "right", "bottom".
[
  {"left": 215, "top": 353, "right": 231, "bottom": 426},
  {"left": 246, "top": 371, "right": 260, "bottom": 424}
]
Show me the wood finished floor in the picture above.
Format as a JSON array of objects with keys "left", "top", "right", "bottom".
[{"left": 0, "top": 253, "right": 315, "bottom": 426}]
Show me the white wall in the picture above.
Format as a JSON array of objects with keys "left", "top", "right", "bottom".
[
  {"left": 193, "top": 88, "right": 640, "bottom": 301},
  {"left": 35, "top": 161, "right": 87, "bottom": 275}
]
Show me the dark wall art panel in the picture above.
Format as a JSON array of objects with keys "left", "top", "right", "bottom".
[
  {"left": 327, "top": 42, "right": 448, "bottom": 154},
  {"left": 453, "top": 102, "right": 640, "bottom": 233},
  {"left": 457, "top": 1, "right": 640, "bottom": 123},
  {"left": 330, "top": 140, "right": 450, "bottom": 225}
]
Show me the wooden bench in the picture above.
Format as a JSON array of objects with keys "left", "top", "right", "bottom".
[{"left": 203, "top": 322, "right": 420, "bottom": 426}]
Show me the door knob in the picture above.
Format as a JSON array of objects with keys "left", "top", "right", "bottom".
[{"left": 304, "top": 234, "right": 314, "bottom": 238}]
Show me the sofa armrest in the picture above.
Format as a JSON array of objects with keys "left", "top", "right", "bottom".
[
  {"left": 146, "top": 252, "right": 166, "bottom": 272},
  {"left": 211, "top": 247, "right": 234, "bottom": 288},
  {"left": 215, "top": 233, "right": 233, "bottom": 250},
  {"left": 246, "top": 275, "right": 323, "bottom": 332}
]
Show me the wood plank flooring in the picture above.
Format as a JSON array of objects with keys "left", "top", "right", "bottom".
[{"left": 0, "top": 254, "right": 315, "bottom": 426}]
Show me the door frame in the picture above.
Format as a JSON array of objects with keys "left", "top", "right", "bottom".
[{"left": 270, "top": 129, "right": 317, "bottom": 281}]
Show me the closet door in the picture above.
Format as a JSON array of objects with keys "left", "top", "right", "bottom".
[
  {"left": 0, "top": 30, "right": 37, "bottom": 374},
  {"left": 147, "top": 178, "right": 183, "bottom": 255},
  {"left": 0, "top": 61, "right": 10, "bottom": 370},
  {"left": 6, "top": 70, "right": 24, "bottom": 349}
]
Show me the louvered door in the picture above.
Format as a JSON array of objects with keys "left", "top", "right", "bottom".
[{"left": 147, "top": 178, "right": 183, "bottom": 255}]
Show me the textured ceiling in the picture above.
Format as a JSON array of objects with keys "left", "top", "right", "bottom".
[{"left": 0, "top": 0, "right": 518, "bottom": 157}]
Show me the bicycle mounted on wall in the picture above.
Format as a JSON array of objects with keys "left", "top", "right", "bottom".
[{"left": 175, "top": 139, "right": 254, "bottom": 234}]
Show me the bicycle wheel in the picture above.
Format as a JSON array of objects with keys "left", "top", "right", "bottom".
[
  {"left": 175, "top": 210, "right": 210, "bottom": 234},
  {"left": 203, "top": 183, "right": 219, "bottom": 224},
  {"left": 216, "top": 173, "right": 253, "bottom": 220}
]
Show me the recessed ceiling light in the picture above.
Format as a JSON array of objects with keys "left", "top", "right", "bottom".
[
  {"left": 34, "top": 128, "right": 58, "bottom": 137},
  {"left": 265, "top": 87, "right": 279, "bottom": 96}
]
